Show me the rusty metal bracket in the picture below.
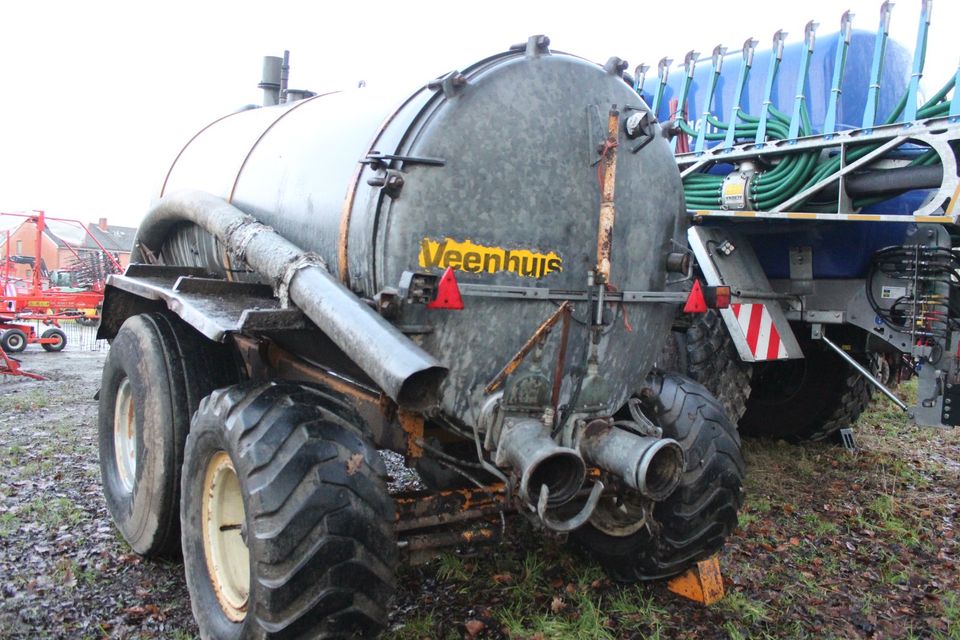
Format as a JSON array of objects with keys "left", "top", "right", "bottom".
[
  {"left": 484, "top": 302, "right": 572, "bottom": 394},
  {"left": 596, "top": 107, "right": 621, "bottom": 283},
  {"left": 398, "top": 410, "right": 425, "bottom": 458}
]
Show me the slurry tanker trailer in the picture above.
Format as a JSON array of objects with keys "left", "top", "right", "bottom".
[
  {"left": 645, "top": 0, "right": 960, "bottom": 442},
  {"left": 97, "top": 0, "right": 957, "bottom": 634},
  {"left": 96, "top": 37, "right": 741, "bottom": 637}
]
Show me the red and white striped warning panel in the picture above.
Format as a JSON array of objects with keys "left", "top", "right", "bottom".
[{"left": 730, "top": 303, "right": 788, "bottom": 361}]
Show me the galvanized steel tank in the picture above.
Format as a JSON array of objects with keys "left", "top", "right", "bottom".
[{"left": 157, "top": 38, "right": 686, "bottom": 426}]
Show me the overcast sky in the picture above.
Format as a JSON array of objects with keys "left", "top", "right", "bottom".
[{"left": 1, "top": 0, "right": 956, "bottom": 228}]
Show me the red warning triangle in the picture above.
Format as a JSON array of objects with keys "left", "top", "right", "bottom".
[
  {"left": 427, "top": 267, "right": 464, "bottom": 310},
  {"left": 683, "top": 280, "right": 708, "bottom": 314}
]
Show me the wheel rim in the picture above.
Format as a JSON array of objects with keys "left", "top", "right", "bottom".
[
  {"left": 113, "top": 377, "right": 137, "bottom": 493},
  {"left": 202, "top": 451, "right": 249, "bottom": 622},
  {"left": 589, "top": 491, "right": 650, "bottom": 536},
  {"left": 7, "top": 333, "right": 24, "bottom": 350}
]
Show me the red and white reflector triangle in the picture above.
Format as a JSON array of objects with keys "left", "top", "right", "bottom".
[
  {"left": 427, "top": 267, "right": 464, "bottom": 310},
  {"left": 683, "top": 280, "right": 708, "bottom": 314}
]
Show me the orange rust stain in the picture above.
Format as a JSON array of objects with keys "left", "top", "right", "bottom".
[
  {"left": 461, "top": 528, "right": 494, "bottom": 543},
  {"left": 667, "top": 555, "right": 725, "bottom": 605},
  {"left": 398, "top": 410, "right": 425, "bottom": 458}
]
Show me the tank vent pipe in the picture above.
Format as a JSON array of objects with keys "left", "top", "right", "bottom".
[{"left": 258, "top": 56, "right": 282, "bottom": 106}]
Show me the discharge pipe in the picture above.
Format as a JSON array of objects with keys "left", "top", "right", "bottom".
[
  {"left": 131, "top": 190, "right": 447, "bottom": 410},
  {"left": 495, "top": 418, "right": 587, "bottom": 508},
  {"left": 578, "top": 420, "right": 683, "bottom": 500}
]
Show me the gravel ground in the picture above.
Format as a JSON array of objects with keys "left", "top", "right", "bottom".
[
  {"left": 1, "top": 342, "right": 957, "bottom": 639},
  {"left": 0, "top": 347, "right": 424, "bottom": 640},
  {"left": 0, "top": 349, "right": 195, "bottom": 639}
]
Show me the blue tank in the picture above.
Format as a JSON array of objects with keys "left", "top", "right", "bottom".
[{"left": 643, "top": 30, "right": 911, "bottom": 134}]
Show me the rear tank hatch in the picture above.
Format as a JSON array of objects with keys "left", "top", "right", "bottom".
[{"left": 369, "top": 41, "right": 687, "bottom": 424}]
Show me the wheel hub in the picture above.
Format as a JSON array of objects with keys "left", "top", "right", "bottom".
[
  {"left": 588, "top": 490, "right": 650, "bottom": 536},
  {"left": 112, "top": 377, "right": 137, "bottom": 493},
  {"left": 202, "top": 451, "right": 249, "bottom": 622}
]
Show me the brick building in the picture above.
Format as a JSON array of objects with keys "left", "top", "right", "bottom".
[{"left": 0, "top": 217, "right": 136, "bottom": 283}]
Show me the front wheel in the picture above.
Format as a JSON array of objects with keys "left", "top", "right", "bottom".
[
  {"left": 181, "top": 382, "right": 397, "bottom": 639},
  {"left": 573, "top": 373, "right": 745, "bottom": 581},
  {"left": 40, "top": 328, "right": 67, "bottom": 352}
]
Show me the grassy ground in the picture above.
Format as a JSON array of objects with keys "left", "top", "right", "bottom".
[{"left": 390, "top": 383, "right": 960, "bottom": 639}]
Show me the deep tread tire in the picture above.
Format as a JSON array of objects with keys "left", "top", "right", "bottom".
[
  {"left": 661, "top": 310, "right": 752, "bottom": 422},
  {"left": 1, "top": 328, "right": 28, "bottom": 353},
  {"left": 182, "top": 382, "right": 397, "bottom": 640},
  {"left": 573, "top": 373, "right": 745, "bottom": 581},
  {"left": 98, "top": 312, "right": 241, "bottom": 558},
  {"left": 40, "top": 328, "right": 67, "bottom": 352},
  {"left": 739, "top": 339, "right": 874, "bottom": 442}
]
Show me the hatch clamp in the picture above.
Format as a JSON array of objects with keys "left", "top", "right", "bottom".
[{"left": 361, "top": 152, "right": 445, "bottom": 170}]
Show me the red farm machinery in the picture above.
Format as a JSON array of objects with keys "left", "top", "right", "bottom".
[{"left": 1, "top": 210, "right": 123, "bottom": 378}]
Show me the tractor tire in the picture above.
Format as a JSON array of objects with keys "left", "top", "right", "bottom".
[
  {"left": 40, "top": 328, "right": 67, "bottom": 352},
  {"left": 98, "top": 312, "right": 241, "bottom": 558},
  {"left": 739, "top": 338, "right": 874, "bottom": 442},
  {"left": 181, "top": 382, "right": 397, "bottom": 639},
  {"left": 573, "top": 373, "right": 745, "bottom": 581},
  {"left": 1, "top": 328, "right": 28, "bottom": 353},
  {"left": 660, "top": 310, "right": 752, "bottom": 423}
]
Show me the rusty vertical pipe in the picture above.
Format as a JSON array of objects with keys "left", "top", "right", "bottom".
[{"left": 596, "top": 108, "right": 620, "bottom": 283}]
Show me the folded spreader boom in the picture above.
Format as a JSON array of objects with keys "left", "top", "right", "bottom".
[{"left": 639, "top": 0, "right": 959, "bottom": 223}]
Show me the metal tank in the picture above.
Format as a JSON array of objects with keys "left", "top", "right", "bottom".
[{"left": 154, "top": 37, "right": 686, "bottom": 428}]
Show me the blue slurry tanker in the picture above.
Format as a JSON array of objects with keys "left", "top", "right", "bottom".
[{"left": 643, "top": 0, "right": 960, "bottom": 442}]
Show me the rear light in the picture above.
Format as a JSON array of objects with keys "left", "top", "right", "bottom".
[
  {"left": 683, "top": 281, "right": 731, "bottom": 313},
  {"left": 705, "top": 285, "right": 731, "bottom": 309}
]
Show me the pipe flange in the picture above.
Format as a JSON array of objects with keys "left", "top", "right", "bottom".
[
  {"left": 277, "top": 252, "right": 327, "bottom": 308},
  {"left": 224, "top": 217, "right": 272, "bottom": 263}
]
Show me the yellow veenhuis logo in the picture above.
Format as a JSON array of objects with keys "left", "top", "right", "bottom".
[{"left": 418, "top": 237, "right": 562, "bottom": 278}]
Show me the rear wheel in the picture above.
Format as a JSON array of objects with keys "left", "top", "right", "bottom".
[
  {"left": 660, "top": 310, "right": 752, "bottom": 422},
  {"left": 181, "top": 382, "right": 397, "bottom": 639},
  {"left": 573, "top": 373, "right": 745, "bottom": 581},
  {"left": 1, "top": 328, "right": 28, "bottom": 353},
  {"left": 40, "top": 328, "right": 67, "bottom": 352},
  {"left": 739, "top": 337, "right": 874, "bottom": 442},
  {"left": 98, "top": 312, "right": 241, "bottom": 558}
]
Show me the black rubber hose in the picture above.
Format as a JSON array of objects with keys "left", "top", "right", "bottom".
[{"left": 844, "top": 165, "right": 944, "bottom": 197}]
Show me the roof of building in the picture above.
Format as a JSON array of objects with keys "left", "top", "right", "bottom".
[
  {"left": 3, "top": 218, "right": 136, "bottom": 254},
  {"left": 84, "top": 223, "right": 137, "bottom": 253}
]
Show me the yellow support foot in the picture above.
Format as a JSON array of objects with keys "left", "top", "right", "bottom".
[{"left": 667, "top": 555, "right": 725, "bottom": 605}]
